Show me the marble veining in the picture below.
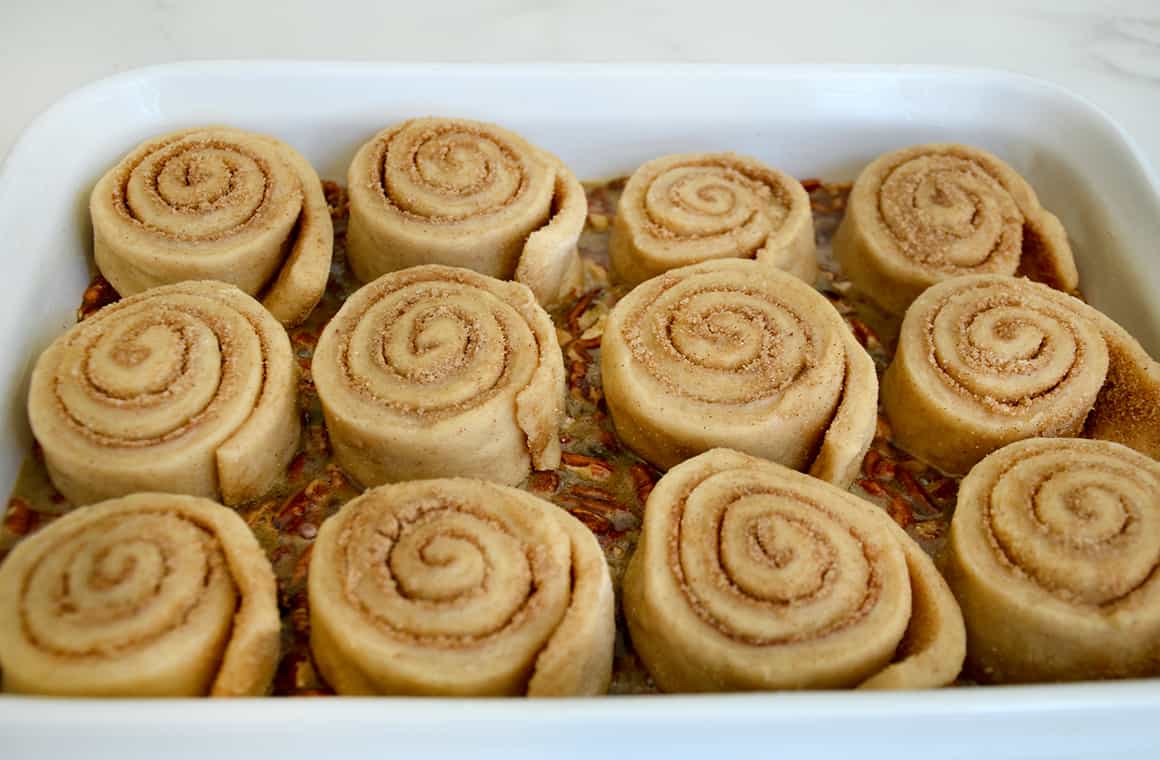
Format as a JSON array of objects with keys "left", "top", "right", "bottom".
[{"left": 0, "top": 1, "right": 1158, "bottom": 177}]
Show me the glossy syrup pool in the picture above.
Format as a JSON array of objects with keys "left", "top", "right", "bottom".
[{"left": 3, "top": 178, "right": 962, "bottom": 695}]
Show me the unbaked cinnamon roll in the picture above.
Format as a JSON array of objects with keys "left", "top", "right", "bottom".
[
  {"left": 623, "top": 448, "right": 965, "bottom": 691},
  {"left": 346, "top": 118, "right": 585, "bottom": 306},
  {"left": 90, "top": 127, "right": 333, "bottom": 327},
  {"left": 601, "top": 258, "right": 876, "bottom": 487},
  {"left": 0, "top": 493, "right": 280, "bottom": 697},
  {"left": 28, "top": 281, "right": 300, "bottom": 506},
  {"left": 311, "top": 265, "right": 564, "bottom": 487},
  {"left": 610, "top": 152, "right": 816, "bottom": 286},
  {"left": 945, "top": 438, "right": 1160, "bottom": 683},
  {"left": 309, "top": 478, "right": 615, "bottom": 696},
  {"left": 882, "top": 274, "right": 1160, "bottom": 475},
  {"left": 833, "top": 143, "right": 1079, "bottom": 314}
]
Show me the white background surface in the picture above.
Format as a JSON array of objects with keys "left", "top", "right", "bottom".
[{"left": 1, "top": 0, "right": 1159, "bottom": 172}]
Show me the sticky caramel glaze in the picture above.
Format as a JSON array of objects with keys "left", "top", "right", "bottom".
[{"left": 5, "top": 179, "right": 972, "bottom": 694}]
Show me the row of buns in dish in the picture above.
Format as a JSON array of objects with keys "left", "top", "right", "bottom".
[{"left": 0, "top": 118, "right": 1157, "bottom": 697}]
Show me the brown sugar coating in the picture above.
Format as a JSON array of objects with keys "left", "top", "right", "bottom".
[
  {"left": 311, "top": 265, "right": 565, "bottom": 488},
  {"left": 883, "top": 274, "right": 1160, "bottom": 475},
  {"left": 0, "top": 493, "right": 280, "bottom": 696},
  {"left": 834, "top": 144, "right": 1079, "bottom": 314},
  {"left": 601, "top": 258, "right": 877, "bottom": 487},
  {"left": 622, "top": 449, "right": 964, "bottom": 691},
  {"left": 944, "top": 438, "right": 1160, "bottom": 683},
  {"left": 308, "top": 478, "right": 614, "bottom": 696},
  {"left": 90, "top": 127, "right": 334, "bottom": 327},
  {"left": 27, "top": 281, "right": 299, "bottom": 507}
]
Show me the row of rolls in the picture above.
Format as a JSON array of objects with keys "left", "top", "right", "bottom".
[{"left": 1, "top": 117, "right": 1158, "bottom": 697}]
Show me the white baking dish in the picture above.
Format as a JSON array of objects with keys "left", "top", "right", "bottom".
[{"left": 1, "top": 62, "right": 1158, "bottom": 760}]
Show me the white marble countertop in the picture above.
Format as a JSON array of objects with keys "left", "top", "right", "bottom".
[{"left": 2, "top": 0, "right": 1158, "bottom": 174}]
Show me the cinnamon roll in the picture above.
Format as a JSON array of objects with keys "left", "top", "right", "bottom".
[
  {"left": 346, "top": 118, "right": 585, "bottom": 306},
  {"left": 945, "top": 438, "right": 1160, "bottom": 682},
  {"left": 90, "top": 127, "right": 333, "bottom": 327},
  {"left": 601, "top": 258, "right": 876, "bottom": 487},
  {"left": 0, "top": 493, "right": 280, "bottom": 696},
  {"left": 834, "top": 143, "right": 1079, "bottom": 314},
  {"left": 308, "top": 478, "right": 615, "bottom": 696},
  {"left": 882, "top": 274, "right": 1160, "bottom": 474},
  {"left": 623, "top": 448, "right": 965, "bottom": 691},
  {"left": 28, "top": 281, "right": 300, "bottom": 506},
  {"left": 311, "top": 265, "right": 564, "bottom": 487},
  {"left": 610, "top": 152, "right": 816, "bottom": 286}
]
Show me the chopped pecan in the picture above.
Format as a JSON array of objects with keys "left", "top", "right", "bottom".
[
  {"left": 561, "top": 452, "right": 613, "bottom": 481},
  {"left": 325, "top": 463, "right": 352, "bottom": 492},
  {"left": 567, "top": 342, "right": 592, "bottom": 363},
  {"left": 912, "top": 520, "right": 945, "bottom": 542},
  {"left": 528, "top": 471, "right": 560, "bottom": 494},
  {"left": 286, "top": 451, "right": 308, "bottom": 480},
  {"left": 897, "top": 468, "right": 940, "bottom": 518},
  {"left": 856, "top": 478, "right": 888, "bottom": 498},
  {"left": 566, "top": 289, "right": 602, "bottom": 334},
  {"left": 563, "top": 505, "right": 614, "bottom": 534},
  {"left": 575, "top": 334, "right": 602, "bottom": 351},
  {"left": 291, "top": 545, "right": 314, "bottom": 586},
  {"left": 322, "top": 180, "right": 349, "bottom": 221},
  {"left": 886, "top": 496, "right": 913, "bottom": 528},
  {"left": 873, "top": 456, "right": 896, "bottom": 481},
  {"left": 629, "top": 463, "right": 658, "bottom": 505},
  {"left": 862, "top": 449, "right": 895, "bottom": 481},
  {"left": 275, "top": 478, "right": 332, "bottom": 533},
  {"left": 563, "top": 484, "right": 618, "bottom": 505},
  {"left": 76, "top": 275, "right": 119, "bottom": 322},
  {"left": 3, "top": 497, "right": 33, "bottom": 536},
  {"left": 275, "top": 489, "right": 311, "bottom": 533},
  {"left": 847, "top": 316, "right": 880, "bottom": 349}
]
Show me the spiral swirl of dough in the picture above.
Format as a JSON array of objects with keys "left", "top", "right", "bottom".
[
  {"left": 833, "top": 143, "right": 1079, "bottom": 314},
  {"left": 601, "top": 258, "right": 876, "bottom": 487},
  {"left": 609, "top": 152, "right": 816, "bottom": 286},
  {"left": 90, "top": 127, "right": 333, "bottom": 326},
  {"left": 0, "top": 493, "right": 280, "bottom": 696},
  {"left": 312, "top": 265, "right": 564, "bottom": 487},
  {"left": 882, "top": 274, "right": 1160, "bottom": 474},
  {"left": 945, "top": 438, "right": 1160, "bottom": 682},
  {"left": 623, "top": 449, "right": 965, "bottom": 691},
  {"left": 346, "top": 118, "right": 585, "bottom": 306},
  {"left": 308, "top": 478, "right": 615, "bottom": 696},
  {"left": 28, "top": 281, "right": 299, "bottom": 506}
]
